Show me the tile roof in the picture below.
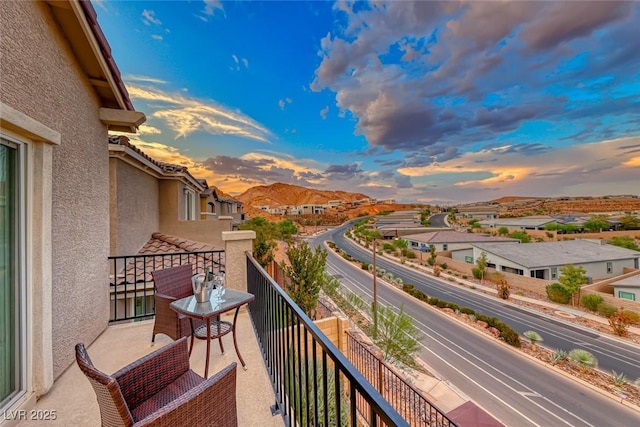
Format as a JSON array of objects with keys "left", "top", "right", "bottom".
[
  {"left": 108, "top": 135, "right": 204, "bottom": 190},
  {"left": 110, "top": 233, "right": 225, "bottom": 286}
]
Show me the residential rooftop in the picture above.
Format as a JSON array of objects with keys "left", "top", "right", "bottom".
[
  {"left": 404, "top": 230, "right": 519, "bottom": 244},
  {"left": 474, "top": 239, "right": 640, "bottom": 269}
]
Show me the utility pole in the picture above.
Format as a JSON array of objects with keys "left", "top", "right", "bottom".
[{"left": 372, "top": 237, "right": 378, "bottom": 339}]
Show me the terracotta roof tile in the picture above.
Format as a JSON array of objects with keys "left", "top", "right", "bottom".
[{"left": 110, "top": 233, "right": 225, "bottom": 286}]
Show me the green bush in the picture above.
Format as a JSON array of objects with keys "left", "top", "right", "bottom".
[
  {"left": 361, "top": 262, "right": 369, "bottom": 270},
  {"left": 460, "top": 307, "right": 475, "bottom": 315},
  {"left": 472, "top": 267, "right": 482, "bottom": 279},
  {"left": 545, "top": 283, "right": 571, "bottom": 304},
  {"left": 439, "top": 262, "right": 448, "bottom": 269},
  {"left": 462, "top": 274, "right": 468, "bottom": 280},
  {"left": 402, "top": 283, "right": 414, "bottom": 292},
  {"left": 597, "top": 303, "right": 617, "bottom": 317},
  {"left": 581, "top": 294, "right": 603, "bottom": 312}
]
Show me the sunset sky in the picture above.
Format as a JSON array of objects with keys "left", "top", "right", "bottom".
[{"left": 97, "top": 0, "right": 640, "bottom": 205}]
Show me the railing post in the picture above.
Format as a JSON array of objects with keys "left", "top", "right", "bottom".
[{"left": 222, "top": 230, "right": 256, "bottom": 291}]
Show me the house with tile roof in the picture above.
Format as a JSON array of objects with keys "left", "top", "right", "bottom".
[
  {"left": 405, "top": 230, "right": 519, "bottom": 262},
  {"left": 199, "top": 181, "right": 245, "bottom": 227},
  {"left": 108, "top": 135, "right": 235, "bottom": 256},
  {"left": 471, "top": 239, "right": 640, "bottom": 281},
  {"left": 1, "top": 0, "right": 146, "bottom": 415}
]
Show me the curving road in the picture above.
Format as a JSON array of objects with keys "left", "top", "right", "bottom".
[{"left": 308, "top": 221, "right": 640, "bottom": 426}]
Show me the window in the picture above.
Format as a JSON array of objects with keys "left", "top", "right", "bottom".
[
  {"left": 550, "top": 267, "right": 558, "bottom": 280},
  {"left": 184, "top": 188, "right": 196, "bottom": 220},
  {"left": 0, "top": 138, "right": 24, "bottom": 408},
  {"left": 606, "top": 262, "right": 613, "bottom": 274},
  {"left": 618, "top": 291, "right": 636, "bottom": 301},
  {"left": 443, "top": 244, "right": 448, "bottom": 251}
]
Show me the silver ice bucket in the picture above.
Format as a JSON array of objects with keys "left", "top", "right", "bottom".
[{"left": 191, "top": 273, "right": 213, "bottom": 303}]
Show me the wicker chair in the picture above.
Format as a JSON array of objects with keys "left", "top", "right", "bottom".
[
  {"left": 76, "top": 337, "right": 238, "bottom": 427},
  {"left": 151, "top": 264, "right": 231, "bottom": 355},
  {"left": 151, "top": 264, "right": 200, "bottom": 344}
]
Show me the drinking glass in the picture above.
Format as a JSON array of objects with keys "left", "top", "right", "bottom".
[{"left": 214, "top": 272, "right": 226, "bottom": 302}]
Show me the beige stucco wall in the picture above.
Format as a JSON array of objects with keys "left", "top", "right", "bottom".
[
  {"left": 1, "top": 1, "right": 110, "bottom": 380},
  {"left": 109, "top": 158, "right": 160, "bottom": 255}
]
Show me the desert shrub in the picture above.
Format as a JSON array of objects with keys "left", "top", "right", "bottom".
[
  {"left": 545, "top": 283, "right": 571, "bottom": 304},
  {"left": 402, "top": 283, "right": 414, "bottom": 292},
  {"left": 597, "top": 303, "right": 617, "bottom": 318},
  {"left": 549, "top": 349, "right": 567, "bottom": 365},
  {"left": 395, "top": 277, "right": 403, "bottom": 286},
  {"left": 462, "top": 275, "right": 468, "bottom": 280},
  {"left": 569, "top": 349, "right": 598, "bottom": 370},
  {"left": 611, "top": 370, "right": 628, "bottom": 387},
  {"left": 460, "top": 307, "right": 475, "bottom": 315},
  {"left": 361, "top": 262, "right": 369, "bottom": 270},
  {"left": 384, "top": 272, "right": 394, "bottom": 281},
  {"left": 439, "top": 262, "right": 448, "bottom": 269},
  {"left": 427, "top": 258, "right": 435, "bottom": 266},
  {"left": 472, "top": 267, "right": 482, "bottom": 280},
  {"left": 581, "top": 294, "right": 603, "bottom": 312}
]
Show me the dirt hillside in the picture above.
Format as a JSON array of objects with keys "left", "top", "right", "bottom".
[{"left": 236, "top": 182, "right": 370, "bottom": 207}]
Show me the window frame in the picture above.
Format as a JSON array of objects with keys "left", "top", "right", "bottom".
[
  {"left": 606, "top": 262, "right": 613, "bottom": 274},
  {"left": 618, "top": 291, "right": 636, "bottom": 301},
  {"left": 550, "top": 267, "right": 558, "bottom": 280},
  {"left": 0, "top": 135, "right": 27, "bottom": 410},
  {"left": 184, "top": 188, "right": 196, "bottom": 220}
]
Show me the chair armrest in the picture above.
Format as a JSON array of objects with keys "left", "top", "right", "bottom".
[
  {"left": 114, "top": 337, "right": 191, "bottom": 410},
  {"left": 134, "top": 363, "right": 238, "bottom": 427}
]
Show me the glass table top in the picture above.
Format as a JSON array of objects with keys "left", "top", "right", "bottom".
[{"left": 170, "top": 288, "right": 254, "bottom": 318}]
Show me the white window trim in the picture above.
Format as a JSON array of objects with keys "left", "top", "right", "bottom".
[{"left": 184, "top": 188, "right": 196, "bottom": 220}]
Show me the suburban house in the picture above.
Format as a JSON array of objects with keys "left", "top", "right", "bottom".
[
  {"left": 199, "top": 181, "right": 245, "bottom": 227},
  {"left": 406, "top": 230, "right": 519, "bottom": 261},
  {"left": 1, "top": 0, "right": 146, "bottom": 416},
  {"left": 470, "top": 239, "right": 640, "bottom": 281},
  {"left": 479, "top": 215, "right": 557, "bottom": 230},
  {"left": 609, "top": 275, "right": 640, "bottom": 302},
  {"left": 457, "top": 207, "right": 499, "bottom": 220}
]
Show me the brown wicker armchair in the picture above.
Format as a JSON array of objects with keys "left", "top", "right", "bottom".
[
  {"left": 76, "top": 337, "right": 238, "bottom": 427},
  {"left": 151, "top": 264, "right": 199, "bottom": 344}
]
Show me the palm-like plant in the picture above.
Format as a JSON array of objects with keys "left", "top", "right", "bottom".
[
  {"left": 569, "top": 349, "right": 598, "bottom": 371},
  {"left": 523, "top": 330, "right": 543, "bottom": 351},
  {"left": 549, "top": 349, "right": 567, "bottom": 365},
  {"left": 611, "top": 370, "right": 627, "bottom": 387}
]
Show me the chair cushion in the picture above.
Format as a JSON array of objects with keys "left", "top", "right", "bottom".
[{"left": 130, "top": 370, "right": 204, "bottom": 422}]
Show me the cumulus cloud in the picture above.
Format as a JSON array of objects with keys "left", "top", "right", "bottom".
[
  {"left": 142, "top": 9, "right": 161, "bottom": 26},
  {"left": 320, "top": 105, "right": 329, "bottom": 120},
  {"left": 312, "top": 0, "right": 638, "bottom": 163},
  {"left": 201, "top": 0, "right": 225, "bottom": 20},
  {"left": 278, "top": 98, "right": 293, "bottom": 110},
  {"left": 127, "top": 84, "right": 271, "bottom": 142}
]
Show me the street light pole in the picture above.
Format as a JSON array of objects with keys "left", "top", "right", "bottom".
[{"left": 372, "top": 237, "right": 378, "bottom": 339}]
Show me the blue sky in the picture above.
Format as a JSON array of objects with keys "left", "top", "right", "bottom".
[{"left": 97, "top": 0, "right": 640, "bottom": 205}]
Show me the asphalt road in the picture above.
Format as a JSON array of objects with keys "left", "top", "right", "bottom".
[{"left": 309, "top": 222, "right": 640, "bottom": 426}]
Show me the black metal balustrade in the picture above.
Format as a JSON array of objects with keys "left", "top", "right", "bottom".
[
  {"left": 247, "top": 255, "right": 408, "bottom": 426},
  {"left": 108, "top": 250, "right": 224, "bottom": 322},
  {"left": 347, "top": 332, "right": 457, "bottom": 427}
]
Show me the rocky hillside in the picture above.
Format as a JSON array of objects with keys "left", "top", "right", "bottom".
[{"left": 236, "top": 182, "right": 370, "bottom": 207}]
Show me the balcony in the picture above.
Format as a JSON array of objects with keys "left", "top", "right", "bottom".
[{"left": 20, "top": 251, "right": 453, "bottom": 426}]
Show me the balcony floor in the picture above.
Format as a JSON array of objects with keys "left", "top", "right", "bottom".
[{"left": 19, "top": 309, "right": 284, "bottom": 427}]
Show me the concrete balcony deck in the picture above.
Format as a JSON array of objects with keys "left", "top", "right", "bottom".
[{"left": 18, "top": 309, "right": 284, "bottom": 427}]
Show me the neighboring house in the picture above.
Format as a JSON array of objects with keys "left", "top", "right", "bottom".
[
  {"left": 471, "top": 240, "right": 640, "bottom": 281},
  {"left": 609, "top": 275, "right": 640, "bottom": 302},
  {"left": 406, "top": 230, "right": 519, "bottom": 261},
  {"left": 199, "top": 181, "right": 244, "bottom": 226},
  {"left": 300, "top": 204, "right": 325, "bottom": 215},
  {"left": 1, "top": 0, "right": 145, "bottom": 417},
  {"left": 458, "top": 209, "right": 499, "bottom": 220},
  {"left": 479, "top": 216, "right": 557, "bottom": 230}
]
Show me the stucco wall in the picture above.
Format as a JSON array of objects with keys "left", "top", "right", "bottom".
[
  {"left": 1, "top": 1, "right": 110, "bottom": 378},
  {"left": 110, "top": 158, "right": 159, "bottom": 255}
]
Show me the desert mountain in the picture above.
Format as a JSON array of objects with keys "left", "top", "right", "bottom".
[{"left": 236, "top": 182, "right": 370, "bottom": 208}]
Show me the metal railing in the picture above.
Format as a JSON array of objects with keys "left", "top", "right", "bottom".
[
  {"left": 347, "top": 332, "right": 457, "bottom": 427},
  {"left": 247, "top": 254, "right": 408, "bottom": 426},
  {"left": 108, "top": 250, "right": 224, "bottom": 322}
]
